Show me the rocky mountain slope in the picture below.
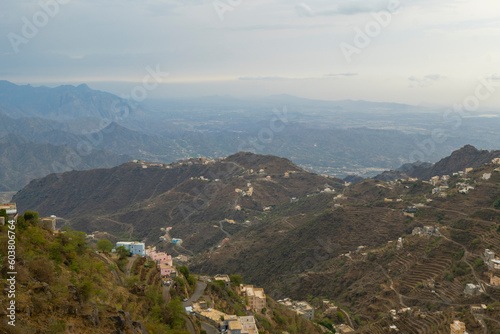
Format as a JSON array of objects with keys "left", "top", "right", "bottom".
[
  {"left": 9, "top": 149, "right": 500, "bottom": 333},
  {"left": 13, "top": 152, "right": 344, "bottom": 252},
  {"left": 0, "top": 80, "right": 144, "bottom": 120},
  {"left": 375, "top": 145, "right": 500, "bottom": 181}
]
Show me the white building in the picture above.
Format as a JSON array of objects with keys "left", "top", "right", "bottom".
[{"left": 116, "top": 241, "right": 145, "bottom": 256}]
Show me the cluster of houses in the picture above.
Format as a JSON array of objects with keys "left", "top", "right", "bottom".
[
  {"left": 149, "top": 249, "right": 176, "bottom": 278},
  {"left": 483, "top": 249, "right": 500, "bottom": 286},
  {"left": 1, "top": 202, "right": 59, "bottom": 231},
  {"left": 187, "top": 276, "right": 262, "bottom": 334},
  {"left": 235, "top": 182, "right": 254, "bottom": 197},
  {"left": 133, "top": 157, "right": 223, "bottom": 169},
  {"left": 113, "top": 242, "right": 176, "bottom": 277},
  {"left": 411, "top": 226, "right": 440, "bottom": 237},
  {"left": 277, "top": 298, "right": 314, "bottom": 320}
]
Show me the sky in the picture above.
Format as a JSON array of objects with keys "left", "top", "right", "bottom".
[{"left": 2, "top": 0, "right": 500, "bottom": 108}]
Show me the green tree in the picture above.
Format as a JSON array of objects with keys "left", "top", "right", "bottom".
[
  {"left": 230, "top": 274, "right": 243, "bottom": 286},
  {"left": 23, "top": 211, "right": 39, "bottom": 224},
  {"left": 116, "top": 245, "right": 131, "bottom": 259},
  {"left": 97, "top": 239, "right": 113, "bottom": 252},
  {"left": 178, "top": 265, "right": 190, "bottom": 278},
  {"left": 0, "top": 209, "right": 7, "bottom": 222},
  {"left": 493, "top": 198, "right": 500, "bottom": 209}
]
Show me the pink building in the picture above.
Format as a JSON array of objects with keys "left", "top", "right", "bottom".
[
  {"left": 149, "top": 251, "right": 174, "bottom": 277},
  {"left": 160, "top": 263, "right": 173, "bottom": 277},
  {"left": 150, "top": 252, "right": 173, "bottom": 266}
]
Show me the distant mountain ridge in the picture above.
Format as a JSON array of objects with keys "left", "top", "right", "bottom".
[
  {"left": 0, "top": 134, "right": 131, "bottom": 191},
  {"left": 0, "top": 80, "right": 144, "bottom": 120},
  {"left": 374, "top": 145, "right": 500, "bottom": 181}
]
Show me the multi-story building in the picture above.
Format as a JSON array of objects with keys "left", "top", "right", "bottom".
[
  {"left": 239, "top": 285, "right": 266, "bottom": 311},
  {"left": 150, "top": 252, "right": 173, "bottom": 266}
]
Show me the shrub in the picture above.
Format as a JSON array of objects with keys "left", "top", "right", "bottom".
[
  {"left": 29, "top": 257, "right": 55, "bottom": 284},
  {"left": 97, "top": 239, "right": 113, "bottom": 252}
]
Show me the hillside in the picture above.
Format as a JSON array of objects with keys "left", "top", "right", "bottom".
[
  {"left": 375, "top": 145, "right": 500, "bottom": 181},
  {"left": 10, "top": 150, "right": 500, "bottom": 333},
  {"left": 0, "top": 214, "right": 192, "bottom": 333},
  {"left": 194, "top": 159, "right": 500, "bottom": 333},
  {"left": 0, "top": 135, "right": 131, "bottom": 191},
  {"left": 13, "top": 152, "right": 344, "bottom": 252},
  {"left": 0, "top": 211, "right": 324, "bottom": 334}
]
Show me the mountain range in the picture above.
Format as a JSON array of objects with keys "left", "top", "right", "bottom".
[{"left": 10, "top": 147, "right": 500, "bottom": 333}]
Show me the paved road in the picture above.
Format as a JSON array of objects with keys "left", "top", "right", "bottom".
[
  {"left": 180, "top": 281, "right": 208, "bottom": 334},
  {"left": 125, "top": 254, "right": 138, "bottom": 278},
  {"left": 184, "top": 315, "right": 196, "bottom": 334},
  {"left": 201, "top": 322, "right": 218, "bottom": 334},
  {"left": 183, "top": 281, "right": 207, "bottom": 308}
]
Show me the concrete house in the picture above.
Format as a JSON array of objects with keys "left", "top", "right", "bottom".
[
  {"left": 214, "top": 274, "right": 231, "bottom": 289},
  {"left": 450, "top": 320, "right": 467, "bottom": 334},
  {"left": 464, "top": 283, "right": 481, "bottom": 296},
  {"left": 0, "top": 203, "right": 18, "bottom": 223},
  {"left": 40, "top": 216, "right": 57, "bottom": 230},
  {"left": 150, "top": 252, "right": 173, "bottom": 266},
  {"left": 221, "top": 315, "right": 258, "bottom": 334},
  {"left": 116, "top": 241, "right": 145, "bottom": 256},
  {"left": 159, "top": 263, "right": 173, "bottom": 277},
  {"left": 239, "top": 285, "right": 266, "bottom": 311}
]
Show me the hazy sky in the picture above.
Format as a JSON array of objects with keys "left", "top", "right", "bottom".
[{"left": 2, "top": 0, "right": 500, "bottom": 108}]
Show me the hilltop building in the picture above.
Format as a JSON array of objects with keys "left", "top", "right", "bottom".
[
  {"left": 238, "top": 285, "right": 266, "bottom": 311},
  {"left": 150, "top": 252, "right": 173, "bottom": 266},
  {"left": 148, "top": 251, "right": 175, "bottom": 277},
  {"left": 0, "top": 203, "right": 18, "bottom": 224},
  {"left": 40, "top": 216, "right": 57, "bottom": 231},
  {"left": 116, "top": 241, "right": 145, "bottom": 256},
  {"left": 214, "top": 274, "right": 231, "bottom": 289}
]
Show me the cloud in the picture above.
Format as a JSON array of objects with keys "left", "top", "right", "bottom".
[
  {"left": 239, "top": 76, "right": 294, "bottom": 81},
  {"left": 325, "top": 72, "right": 358, "bottom": 77},
  {"left": 295, "top": 0, "right": 393, "bottom": 17},
  {"left": 408, "top": 74, "right": 442, "bottom": 88}
]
